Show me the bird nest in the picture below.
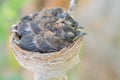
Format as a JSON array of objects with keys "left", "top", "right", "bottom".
[
  {"left": 10, "top": 8, "right": 84, "bottom": 73},
  {"left": 10, "top": 32, "right": 83, "bottom": 72}
]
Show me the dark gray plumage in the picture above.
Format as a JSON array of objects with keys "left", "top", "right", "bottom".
[
  {"left": 17, "top": 22, "right": 31, "bottom": 37},
  {"left": 11, "top": 8, "right": 85, "bottom": 53},
  {"left": 30, "top": 22, "right": 41, "bottom": 34},
  {"left": 19, "top": 34, "right": 39, "bottom": 52}
]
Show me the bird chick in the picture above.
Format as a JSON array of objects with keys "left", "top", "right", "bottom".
[{"left": 11, "top": 8, "right": 86, "bottom": 53}]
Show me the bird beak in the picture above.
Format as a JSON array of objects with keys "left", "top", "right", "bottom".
[
  {"left": 11, "top": 24, "right": 18, "bottom": 33},
  {"left": 73, "top": 31, "right": 87, "bottom": 41}
]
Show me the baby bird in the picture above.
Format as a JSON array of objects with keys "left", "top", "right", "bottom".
[{"left": 11, "top": 8, "right": 86, "bottom": 53}]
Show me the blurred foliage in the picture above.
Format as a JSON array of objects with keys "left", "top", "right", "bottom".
[
  {"left": 0, "top": 74, "right": 23, "bottom": 80},
  {"left": 0, "top": 0, "right": 28, "bottom": 44},
  {"left": 0, "top": 0, "right": 29, "bottom": 80}
]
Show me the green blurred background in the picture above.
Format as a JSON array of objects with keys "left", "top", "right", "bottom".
[
  {"left": 0, "top": 0, "right": 28, "bottom": 80},
  {"left": 0, "top": 0, "right": 120, "bottom": 80}
]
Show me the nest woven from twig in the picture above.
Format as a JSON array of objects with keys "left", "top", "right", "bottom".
[{"left": 10, "top": 8, "right": 85, "bottom": 73}]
